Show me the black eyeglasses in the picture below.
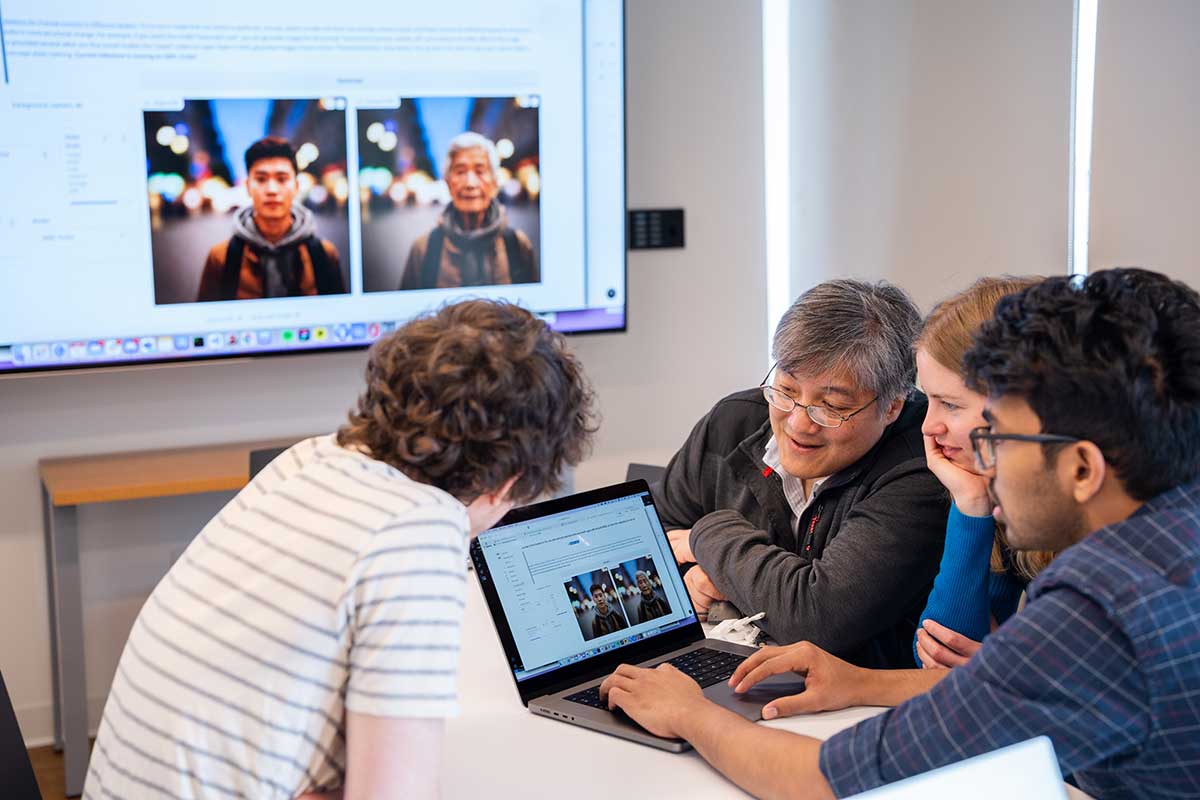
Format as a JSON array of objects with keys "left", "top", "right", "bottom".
[
  {"left": 968, "top": 426, "right": 1080, "bottom": 472},
  {"left": 760, "top": 363, "right": 878, "bottom": 429}
]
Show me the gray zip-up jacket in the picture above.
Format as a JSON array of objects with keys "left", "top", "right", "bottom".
[{"left": 655, "top": 389, "right": 949, "bottom": 668}]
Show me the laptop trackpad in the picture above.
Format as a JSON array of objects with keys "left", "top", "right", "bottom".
[{"left": 706, "top": 672, "right": 807, "bottom": 720}]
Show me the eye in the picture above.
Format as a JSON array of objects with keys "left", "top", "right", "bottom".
[
  {"left": 823, "top": 403, "right": 850, "bottom": 415},
  {"left": 941, "top": 400, "right": 960, "bottom": 412}
]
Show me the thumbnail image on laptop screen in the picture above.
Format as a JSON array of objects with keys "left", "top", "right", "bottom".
[{"left": 476, "top": 490, "right": 698, "bottom": 682}]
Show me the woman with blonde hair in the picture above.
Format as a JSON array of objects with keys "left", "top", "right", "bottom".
[{"left": 912, "top": 276, "right": 1055, "bottom": 668}]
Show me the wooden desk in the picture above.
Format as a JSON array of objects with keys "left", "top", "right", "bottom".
[{"left": 39, "top": 437, "right": 301, "bottom": 797}]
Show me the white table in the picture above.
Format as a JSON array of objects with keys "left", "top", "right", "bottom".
[
  {"left": 445, "top": 576, "right": 1092, "bottom": 799},
  {"left": 445, "top": 576, "right": 882, "bottom": 798}
]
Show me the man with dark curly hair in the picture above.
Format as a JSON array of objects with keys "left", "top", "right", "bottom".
[
  {"left": 599, "top": 268, "right": 1200, "bottom": 799},
  {"left": 85, "top": 300, "right": 596, "bottom": 800}
]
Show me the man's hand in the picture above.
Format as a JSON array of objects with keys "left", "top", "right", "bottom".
[
  {"left": 599, "top": 662, "right": 708, "bottom": 739},
  {"left": 916, "top": 619, "right": 982, "bottom": 668},
  {"left": 923, "top": 434, "right": 993, "bottom": 517},
  {"left": 728, "top": 641, "right": 870, "bottom": 718},
  {"left": 667, "top": 527, "right": 695, "bottom": 564},
  {"left": 684, "top": 565, "right": 726, "bottom": 619}
]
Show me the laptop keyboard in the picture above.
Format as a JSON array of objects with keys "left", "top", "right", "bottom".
[{"left": 565, "top": 648, "right": 748, "bottom": 709}]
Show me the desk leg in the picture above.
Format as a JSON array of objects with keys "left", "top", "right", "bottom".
[
  {"left": 43, "top": 485, "right": 89, "bottom": 797},
  {"left": 41, "top": 485, "right": 62, "bottom": 752}
]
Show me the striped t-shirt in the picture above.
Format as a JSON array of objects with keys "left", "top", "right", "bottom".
[{"left": 84, "top": 434, "right": 471, "bottom": 799}]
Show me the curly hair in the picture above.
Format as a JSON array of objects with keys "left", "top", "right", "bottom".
[
  {"left": 964, "top": 268, "right": 1200, "bottom": 501},
  {"left": 338, "top": 300, "right": 598, "bottom": 504}
]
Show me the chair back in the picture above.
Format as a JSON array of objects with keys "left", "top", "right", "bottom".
[
  {"left": 249, "top": 446, "right": 288, "bottom": 480},
  {"left": 625, "top": 463, "right": 666, "bottom": 485},
  {"left": 0, "top": 672, "right": 42, "bottom": 799}
]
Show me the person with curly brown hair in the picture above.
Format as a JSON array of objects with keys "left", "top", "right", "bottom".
[{"left": 85, "top": 300, "right": 597, "bottom": 800}]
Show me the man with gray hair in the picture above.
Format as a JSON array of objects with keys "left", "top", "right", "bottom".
[
  {"left": 656, "top": 279, "right": 948, "bottom": 668},
  {"left": 399, "top": 131, "right": 539, "bottom": 290}
]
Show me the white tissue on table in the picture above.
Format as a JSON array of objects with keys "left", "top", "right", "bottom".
[{"left": 707, "top": 611, "right": 766, "bottom": 647}]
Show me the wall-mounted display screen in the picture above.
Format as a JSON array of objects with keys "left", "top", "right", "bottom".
[{"left": 0, "top": 0, "right": 625, "bottom": 375}]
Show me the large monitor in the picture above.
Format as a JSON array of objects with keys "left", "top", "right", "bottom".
[{"left": 0, "top": 0, "right": 626, "bottom": 375}]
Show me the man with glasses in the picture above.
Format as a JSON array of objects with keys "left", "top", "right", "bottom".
[
  {"left": 655, "top": 279, "right": 949, "bottom": 668},
  {"left": 601, "top": 268, "right": 1200, "bottom": 799}
]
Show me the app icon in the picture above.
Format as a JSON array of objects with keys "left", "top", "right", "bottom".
[
  {"left": 240, "top": 331, "right": 255, "bottom": 347},
  {"left": 140, "top": 338, "right": 157, "bottom": 354},
  {"left": 351, "top": 323, "right": 367, "bottom": 340},
  {"left": 334, "top": 324, "right": 350, "bottom": 341},
  {"left": 256, "top": 330, "right": 273, "bottom": 345},
  {"left": 33, "top": 344, "right": 49, "bottom": 360},
  {"left": 281, "top": 329, "right": 295, "bottom": 343},
  {"left": 382, "top": 322, "right": 396, "bottom": 333},
  {"left": 157, "top": 336, "right": 174, "bottom": 353},
  {"left": 207, "top": 333, "right": 224, "bottom": 349},
  {"left": 51, "top": 342, "right": 68, "bottom": 359},
  {"left": 14, "top": 345, "right": 29, "bottom": 362},
  {"left": 313, "top": 327, "right": 328, "bottom": 342},
  {"left": 69, "top": 342, "right": 86, "bottom": 359},
  {"left": 123, "top": 339, "right": 139, "bottom": 354},
  {"left": 175, "top": 336, "right": 192, "bottom": 351},
  {"left": 87, "top": 341, "right": 103, "bottom": 356},
  {"left": 298, "top": 328, "right": 311, "bottom": 341},
  {"left": 227, "top": 333, "right": 239, "bottom": 347},
  {"left": 105, "top": 339, "right": 122, "bottom": 356},
  {"left": 367, "top": 323, "right": 380, "bottom": 338}
]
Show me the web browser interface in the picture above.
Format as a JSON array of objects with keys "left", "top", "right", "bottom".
[
  {"left": 0, "top": 0, "right": 625, "bottom": 374},
  {"left": 477, "top": 490, "right": 696, "bottom": 683}
]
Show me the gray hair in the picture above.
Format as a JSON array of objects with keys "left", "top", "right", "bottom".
[
  {"left": 771, "top": 279, "right": 921, "bottom": 407},
  {"left": 444, "top": 131, "right": 501, "bottom": 180},
  {"left": 635, "top": 570, "right": 652, "bottom": 582}
]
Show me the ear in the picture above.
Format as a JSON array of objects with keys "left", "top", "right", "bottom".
[
  {"left": 882, "top": 395, "right": 905, "bottom": 425},
  {"left": 491, "top": 475, "right": 520, "bottom": 504},
  {"left": 1061, "top": 441, "right": 1107, "bottom": 504},
  {"left": 464, "top": 475, "right": 521, "bottom": 537}
]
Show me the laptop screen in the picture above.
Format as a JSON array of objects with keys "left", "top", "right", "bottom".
[
  {"left": 475, "top": 486, "right": 698, "bottom": 683},
  {"left": 844, "top": 736, "right": 1066, "bottom": 799}
]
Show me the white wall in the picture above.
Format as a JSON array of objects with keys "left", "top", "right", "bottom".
[
  {"left": 1089, "top": 0, "right": 1200, "bottom": 287},
  {"left": 0, "top": 0, "right": 767, "bottom": 744},
  {"left": 789, "top": 0, "right": 1074, "bottom": 309}
]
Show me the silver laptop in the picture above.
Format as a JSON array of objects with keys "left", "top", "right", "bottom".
[
  {"left": 846, "top": 736, "right": 1068, "bottom": 799},
  {"left": 470, "top": 479, "right": 804, "bottom": 752}
]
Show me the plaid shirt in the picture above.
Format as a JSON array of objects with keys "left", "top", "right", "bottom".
[{"left": 821, "top": 480, "right": 1200, "bottom": 799}]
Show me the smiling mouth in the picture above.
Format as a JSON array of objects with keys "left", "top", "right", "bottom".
[{"left": 787, "top": 435, "right": 824, "bottom": 451}]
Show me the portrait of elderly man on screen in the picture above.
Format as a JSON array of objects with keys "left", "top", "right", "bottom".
[{"left": 399, "top": 132, "right": 539, "bottom": 290}]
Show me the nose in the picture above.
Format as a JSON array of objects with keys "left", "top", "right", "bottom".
[
  {"left": 921, "top": 413, "right": 946, "bottom": 438},
  {"left": 788, "top": 404, "right": 822, "bottom": 434}
]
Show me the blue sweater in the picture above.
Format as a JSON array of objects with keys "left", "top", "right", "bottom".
[{"left": 914, "top": 504, "right": 1026, "bottom": 663}]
